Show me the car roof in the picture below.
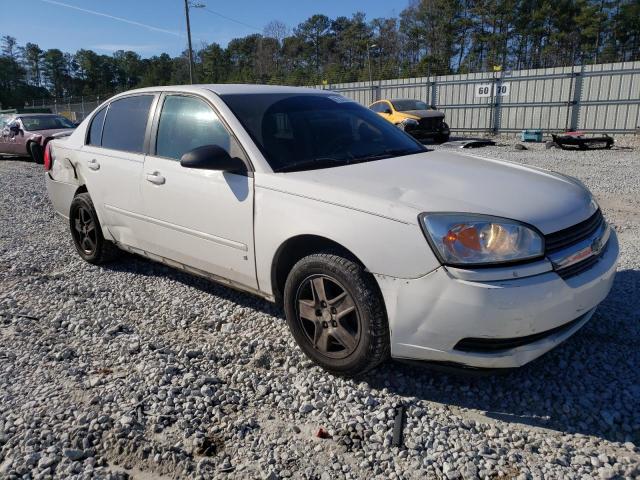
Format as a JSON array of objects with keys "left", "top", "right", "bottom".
[{"left": 115, "top": 84, "right": 329, "bottom": 97}]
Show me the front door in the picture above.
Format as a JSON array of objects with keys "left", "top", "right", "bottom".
[{"left": 140, "top": 94, "right": 257, "bottom": 289}]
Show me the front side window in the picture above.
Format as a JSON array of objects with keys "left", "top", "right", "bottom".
[
  {"left": 102, "top": 95, "right": 154, "bottom": 153},
  {"left": 155, "top": 95, "right": 231, "bottom": 160},
  {"left": 87, "top": 107, "right": 107, "bottom": 146},
  {"left": 221, "top": 93, "right": 425, "bottom": 172}
]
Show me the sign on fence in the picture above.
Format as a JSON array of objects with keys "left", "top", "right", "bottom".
[{"left": 475, "top": 83, "right": 510, "bottom": 98}]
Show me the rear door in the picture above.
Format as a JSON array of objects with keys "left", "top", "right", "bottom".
[
  {"left": 80, "top": 94, "right": 157, "bottom": 248},
  {"left": 139, "top": 93, "right": 257, "bottom": 289}
]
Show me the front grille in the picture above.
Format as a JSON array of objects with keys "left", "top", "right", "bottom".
[
  {"left": 454, "top": 313, "right": 588, "bottom": 353},
  {"left": 556, "top": 246, "right": 606, "bottom": 279},
  {"left": 545, "top": 209, "right": 604, "bottom": 254},
  {"left": 417, "top": 117, "right": 442, "bottom": 131}
]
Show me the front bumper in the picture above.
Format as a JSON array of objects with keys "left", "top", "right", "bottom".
[
  {"left": 377, "top": 230, "right": 619, "bottom": 369},
  {"left": 405, "top": 128, "right": 450, "bottom": 141}
]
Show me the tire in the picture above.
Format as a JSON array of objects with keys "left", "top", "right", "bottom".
[
  {"left": 29, "top": 142, "right": 44, "bottom": 164},
  {"left": 69, "top": 192, "right": 120, "bottom": 264},
  {"left": 283, "top": 252, "right": 390, "bottom": 376},
  {"left": 435, "top": 133, "right": 450, "bottom": 144}
]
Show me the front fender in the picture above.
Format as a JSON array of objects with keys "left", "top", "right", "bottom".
[{"left": 254, "top": 185, "right": 440, "bottom": 296}]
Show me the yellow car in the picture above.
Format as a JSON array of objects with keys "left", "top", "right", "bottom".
[{"left": 369, "top": 99, "right": 450, "bottom": 143}]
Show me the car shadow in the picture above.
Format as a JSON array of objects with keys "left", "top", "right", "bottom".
[
  {"left": 100, "top": 252, "right": 284, "bottom": 319},
  {"left": 103, "top": 254, "right": 639, "bottom": 444}
]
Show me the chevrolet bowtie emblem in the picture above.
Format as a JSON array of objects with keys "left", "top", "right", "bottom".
[{"left": 591, "top": 236, "right": 603, "bottom": 254}]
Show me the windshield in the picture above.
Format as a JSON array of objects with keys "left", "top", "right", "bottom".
[
  {"left": 221, "top": 93, "right": 425, "bottom": 172},
  {"left": 20, "top": 115, "right": 75, "bottom": 131},
  {"left": 391, "top": 99, "right": 429, "bottom": 112}
]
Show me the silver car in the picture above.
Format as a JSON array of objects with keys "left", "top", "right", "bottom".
[{"left": 44, "top": 85, "right": 619, "bottom": 376}]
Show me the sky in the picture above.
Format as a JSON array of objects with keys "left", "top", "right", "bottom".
[{"left": 0, "top": 0, "right": 406, "bottom": 57}]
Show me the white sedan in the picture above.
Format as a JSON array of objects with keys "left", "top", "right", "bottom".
[{"left": 44, "top": 85, "right": 618, "bottom": 376}]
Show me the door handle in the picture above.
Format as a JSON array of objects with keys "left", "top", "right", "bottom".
[
  {"left": 87, "top": 158, "right": 100, "bottom": 171},
  {"left": 146, "top": 171, "right": 166, "bottom": 185}
]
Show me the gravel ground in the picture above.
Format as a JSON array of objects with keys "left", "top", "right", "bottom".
[{"left": 1, "top": 138, "right": 639, "bottom": 480}]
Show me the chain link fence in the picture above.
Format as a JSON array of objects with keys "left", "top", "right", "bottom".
[{"left": 24, "top": 94, "right": 110, "bottom": 123}]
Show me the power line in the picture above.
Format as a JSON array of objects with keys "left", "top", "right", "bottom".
[
  {"left": 39, "top": 0, "right": 183, "bottom": 37},
  {"left": 200, "top": 7, "right": 262, "bottom": 32}
]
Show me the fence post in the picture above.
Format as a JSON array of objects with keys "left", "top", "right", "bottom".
[
  {"left": 567, "top": 65, "right": 584, "bottom": 131},
  {"left": 430, "top": 79, "right": 437, "bottom": 108},
  {"left": 81, "top": 96, "right": 85, "bottom": 119},
  {"left": 492, "top": 73, "right": 503, "bottom": 134}
]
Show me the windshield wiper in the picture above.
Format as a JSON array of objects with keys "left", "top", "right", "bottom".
[
  {"left": 274, "top": 157, "right": 348, "bottom": 173},
  {"left": 350, "top": 148, "right": 422, "bottom": 164}
]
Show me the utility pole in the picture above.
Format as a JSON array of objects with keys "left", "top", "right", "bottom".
[
  {"left": 184, "top": 1, "right": 205, "bottom": 83},
  {"left": 184, "top": 0, "right": 195, "bottom": 84}
]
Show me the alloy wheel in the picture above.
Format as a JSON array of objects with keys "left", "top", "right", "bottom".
[
  {"left": 73, "top": 206, "right": 97, "bottom": 255},
  {"left": 295, "top": 274, "right": 361, "bottom": 359}
]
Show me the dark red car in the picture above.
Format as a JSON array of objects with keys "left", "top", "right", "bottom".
[{"left": 0, "top": 113, "right": 76, "bottom": 163}]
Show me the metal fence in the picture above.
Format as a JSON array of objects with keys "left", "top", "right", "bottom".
[
  {"left": 318, "top": 61, "right": 640, "bottom": 135},
  {"left": 31, "top": 61, "right": 640, "bottom": 135}
]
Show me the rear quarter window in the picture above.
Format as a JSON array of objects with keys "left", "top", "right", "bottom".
[
  {"left": 101, "top": 95, "right": 154, "bottom": 153},
  {"left": 87, "top": 107, "right": 107, "bottom": 146}
]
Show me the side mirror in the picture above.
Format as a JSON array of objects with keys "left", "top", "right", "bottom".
[
  {"left": 180, "top": 145, "right": 247, "bottom": 173},
  {"left": 9, "top": 124, "right": 21, "bottom": 135},
  {"left": 383, "top": 108, "right": 392, "bottom": 114}
]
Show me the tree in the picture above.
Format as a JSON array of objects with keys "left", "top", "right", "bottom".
[
  {"left": 198, "top": 43, "right": 231, "bottom": 83},
  {"left": 23, "top": 43, "right": 43, "bottom": 86},
  {"left": 295, "top": 14, "right": 332, "bottom": 74},
  {"left": 1, "top": 35, "right": 17, "bottom": 60},
  {"left": 1, "top": 2, "right": 637, "bottom": 106},
  {"left": 42, "top": 49, "right": 68, "bottom": 97}
]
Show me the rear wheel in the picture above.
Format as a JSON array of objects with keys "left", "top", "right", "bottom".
[
  {"left": 283, "top": 252, "right": 390, "bottom": 376},
  {"left": 69, "top": 193, "right": 119, "bottom": 264},
  {"left": 29, "top": 142, "right": 43, "bottom": 164}
]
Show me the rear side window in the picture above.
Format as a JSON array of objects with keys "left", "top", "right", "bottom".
[
  {"left": 87, "top": 107, "right": 107, "bottom": 146},
  {"left": 155, "top": 95, "right": 231, "bottom": 160},
  {"left": 102, "top": 95, "right": 154, "bottom": 153}
]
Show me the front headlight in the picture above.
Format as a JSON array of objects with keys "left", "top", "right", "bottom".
[
  {"left": 399, "top": 118, "right": 419, "bottom": 130},
  {"left": 420, "top": 213, "right": 544, "bottom": 266}
]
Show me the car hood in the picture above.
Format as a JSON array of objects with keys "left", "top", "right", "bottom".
[
  {"left": 400, "top": 110, "right": 445, "bottom": 120},
  {"left": 259, "top": 150, "right": 596, "bottom": 234}
]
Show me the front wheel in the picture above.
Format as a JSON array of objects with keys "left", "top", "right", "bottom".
[
  {"left": 435, "top": 133, "right": 450, "bottom": 144},
  {"left": 29, "top": 142, "right": 43, "bottom": 164},
  {"left": 69, "top": 192, "right": 120, "bottom": 264},
  {"left": 283, "top": 252, "right": 390, "bottom": 376}
]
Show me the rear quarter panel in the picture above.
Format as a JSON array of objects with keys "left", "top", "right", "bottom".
[{"left": 45, "top": 140, "right": 81, "bottom": 219}]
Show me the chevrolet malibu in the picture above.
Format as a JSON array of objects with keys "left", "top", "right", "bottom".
[{"left": 44, "top": 85, "right": 618, "bottom": 376}]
